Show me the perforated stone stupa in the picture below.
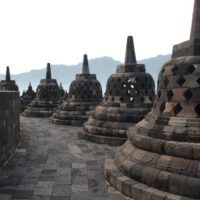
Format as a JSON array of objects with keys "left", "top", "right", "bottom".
[
  {"left": 59, "top": 82, "right": 67, "bottom": 100},
  {"left": 20, "top": 83, "right": 36, "bottom": 112},
  {"left": 104, "top": 1, "right": 200, "bottom": 199},
  {"left": 50, "top": 54, "right": 102, "bottom": 126},
  {"left": 0, "top": 66, "right": 19, "bottom": 91},
  {"left": 23, "top": 63, "right": 62, "bottom": 117},
  {"left": 82, "top": 36, "right": 155, "bottom": 145}
]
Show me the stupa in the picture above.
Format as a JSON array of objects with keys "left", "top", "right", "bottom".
[
  {"left": 23, "top": 63, "right": 62, "bottom": 117},
  {"left": 59, "top": 82, "right": 67, "bottom": 100},
  {"left": 50, "top": 54, "right": 103, "bottom": 126},
  {"left": 104, "top": 1, "right": 200, "bottom": 199},
  {"left": 82, "top": 36, "right": 155, "bottom": 145},
  {"left": 0, "top": 66, "right": 19, "bottom": 91},
  {"left": 20, "top": 83, "right": 36, "bottom": 112}
]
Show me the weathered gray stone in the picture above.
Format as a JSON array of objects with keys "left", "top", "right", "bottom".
[
  {"left": 50, "top": 54, "right": 102, "bottom": 126},
  {"left": 104, "top": 1, "right": 200, "bottom": 199},
  {"left": 23, "top": 63, "right": 62, "bottom": 117},
  {"left": 82, "top": 36, "right": 155, "bottom": 145}
]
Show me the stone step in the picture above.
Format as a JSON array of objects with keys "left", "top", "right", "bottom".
[{"left": 104, "top": 159, "right": 197, "bottom": 200}]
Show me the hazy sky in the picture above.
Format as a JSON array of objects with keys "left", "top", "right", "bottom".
[{"left": 0, "top": 0, "right": 194, "bottom": 74}]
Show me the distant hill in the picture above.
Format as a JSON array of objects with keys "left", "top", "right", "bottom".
[{"left": 0, "top": 54, "right": 171, "bottom": 94}]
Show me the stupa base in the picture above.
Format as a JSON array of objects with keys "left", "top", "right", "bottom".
[
  {"left": 79, "top": 130, "right": 127, "bottom": 146},
  {"left": 22, "top": 108, "right": 58, "bottom": 118},
  {"left": 50, "top": 117, "right": 88, "bottom": 127},
  {"left": 104, "top": 159, "right": 195, "bottom": 200}
]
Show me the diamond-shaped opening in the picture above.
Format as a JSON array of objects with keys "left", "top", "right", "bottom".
[
  {"left": 135, "top": 90, "right": 139, "bottom": 95},
  {"left": 195, "top": 104, "right": 200, "bottom": 115},
  {"left": 160, "top": 102, "right": 165, "bottom": 113},
  {"left": 122, "top": 83, "right": 127, "bottom": 88},
  {"left": 130, "top": 97, "right": 134, "bottom": 102},
  {"left": 163, "top": 77, "right": 169, "bottom": 86},
  {"left": 173, "top": 103, "right": 182, "bottom": 115},
  {"left": 158, "top": 90, "right": 161, "bottom": 99},
  {"left": 167, "top": 90, "right": 174, "bottom": 100},
  {"left": 186, "top": 64, "right": 195, "bottom": 74},
  {"left": 120, "top": 96, "right": 124, "bottom": 102},
  {"left": 140, "top": 97, "right": 144, "bottom": 102},
  {"left": 127, "top": 90, "right": 131, "bottom": 95},
  {"left": 197, "top": 77, "right": 200, "bottom": 85},
  {"left": 176, "top": 76, "right": 185, "bottom": 86},
  {"left": 161, "top": 68, "right": 165, "bottom": 75},
  {"left": 172, "top": 65, "right": 178, "bottom": 74},
  {"left": 130, "top": 83, "right": 135, "bottom": 89},
  {"left": 183, "top": 89, "right": 193, "bottom": 100}
]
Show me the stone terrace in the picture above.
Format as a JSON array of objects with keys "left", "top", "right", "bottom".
[{"left": 0, "top": 116, "right": 129, "bottom": 200}]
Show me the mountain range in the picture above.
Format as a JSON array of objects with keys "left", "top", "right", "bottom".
[{"left": 0, "top": 54, "right": 171, "bottom": 94}]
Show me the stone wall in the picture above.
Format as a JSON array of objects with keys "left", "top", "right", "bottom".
[{"left": 0, "top": 91, "right": 20, "bottom": 164}]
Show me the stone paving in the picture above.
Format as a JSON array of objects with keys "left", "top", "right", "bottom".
[{"left": 0, "top": 116, "right": 129, "bottom": 200}]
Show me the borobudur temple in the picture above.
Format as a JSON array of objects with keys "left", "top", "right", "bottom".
[
  {"left": 82, "top": 36, "right": 155, "bottom": 145},
  {"left": 104, "top": 1, "right": 200, "bottom": 199},
  {"left": 23, "top": 63, "right": 62, "bottom": 117},
  {"left": 50, "top": 54, "right": 103, "bottom": 126}
]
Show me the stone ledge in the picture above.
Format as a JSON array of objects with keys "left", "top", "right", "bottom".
[
  {"left": 50, "top": 118, "right": 86, "bottom": 127},
  {"left": 104, "top": 159, "right": 197, "bottom": 200},
  {"left": 78, "top": 131, "right": 127, "bottom": 146}
]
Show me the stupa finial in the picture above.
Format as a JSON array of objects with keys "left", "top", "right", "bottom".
[
  {"left": 6, "top": 66, "right": 10, "bottom": 81},
  {"left": 46, "top": 63, "right": 52, "bottom": 79},
  {"left": 82, "top": 54, "right": 90, "bottom": 74},
  {"left": 124, "top": 36, "right": 137, "bottom": 65},
  {"left": 190, "top": 0, "right": 200, "bottom": 40},
  {"left": 172, "top": 0, "right": 200, "bottom": 57}
]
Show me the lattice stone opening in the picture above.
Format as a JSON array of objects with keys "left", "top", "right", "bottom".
[
  {"left": 195, "top": 104, "right": 200, "bottom": 115},
  {"left": 167, "top": 90, "right": 174, "bottom": 100},
  {"left": 183, "top": 89, "right": 193, "bottom": 100},
  {"left": 158, "top": 90, "right": 161, "bottom": 99},
  {"left": 197, "top": 77, "right": 200, "bottom": 85},
  {"left": 163, "top": 77, "right": 169, "bottom": 86},
  {"left": 176, "top": 76, "right": 186, "bottom": 86},
  {"left": 172, "top": 65, "right": 178, "bottom": 74},
  {"left": 186, "top": 64, "right": 195, "bottom": 74},
  {"left": 122, "top": 83, "right": 127, "bottom": 88},
  {"left": 120, "top": 96, "right": 124, "bottom": 102},
  {"left": 130, "top": 97, "right": 134, "bottom": 102},
  {"left": 160, "top": 102, "right": 165, "bottom": 113},
  {"left": 173, "top": 103, "right": 182, "bottom": 115}
]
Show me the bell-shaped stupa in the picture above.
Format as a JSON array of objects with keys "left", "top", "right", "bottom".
[
  {"left": 50, "top": 54, "right": 103, "bottom": 126},
  {"left": 23, "top": 63, "right": 62, "bottom": 117},
  {"left": 82, "top": 36, "right": 155, "bottom": 145},
  {"left": 20, "top": 83, "right": 36, "bottom": 112},
  {"left": 0, "top": 66, "right": 19, "bottom": 91},
  {"left": 59, "top": 82, "right": 67, "bottom": 100},
  {"left": 105, "top": 1, "right": 200, "bottom": 199}
]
